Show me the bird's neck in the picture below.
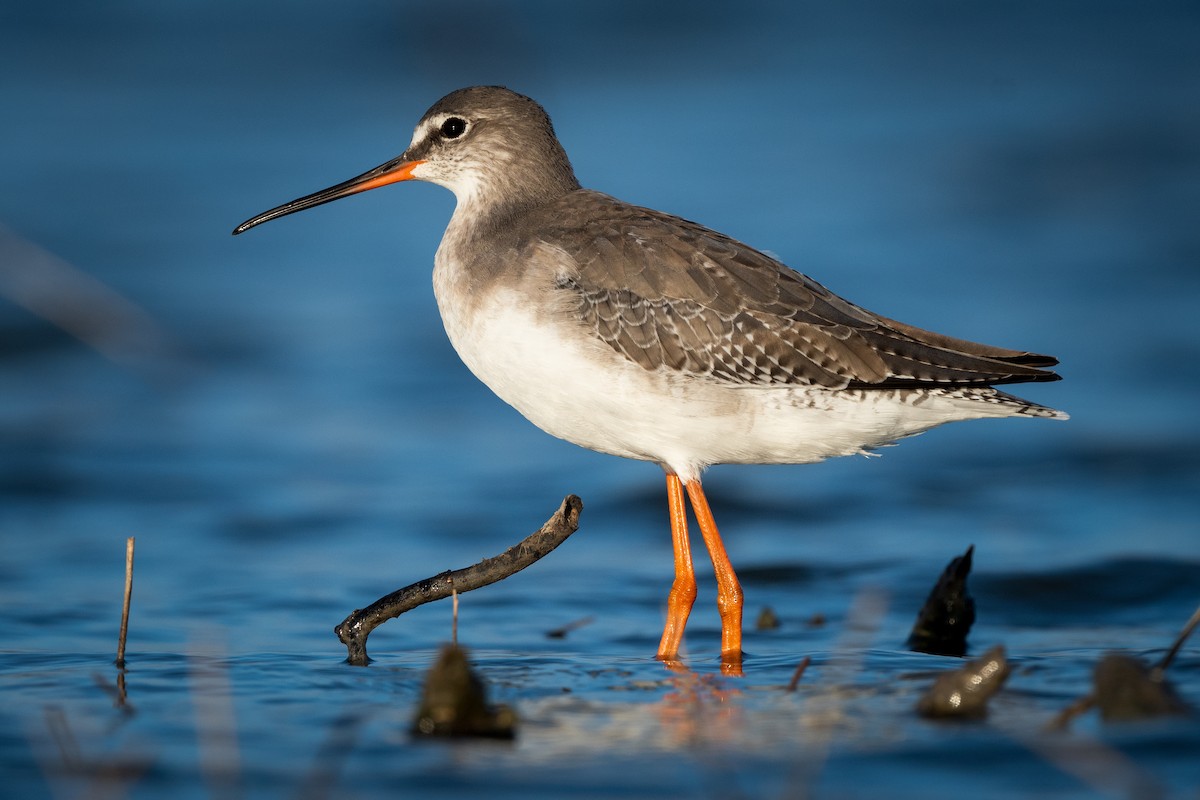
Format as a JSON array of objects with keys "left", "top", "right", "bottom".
[{"left": 449, "top": 172, "right": 577, "bottom": 242}]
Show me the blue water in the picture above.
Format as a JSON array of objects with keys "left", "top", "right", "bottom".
[{"left": 2, "top": 2, "right": 1198, "bottom": 797}]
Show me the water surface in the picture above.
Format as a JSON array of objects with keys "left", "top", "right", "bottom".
[{"left": 2, "top": 2, "right": 1198, "bottom": 797}]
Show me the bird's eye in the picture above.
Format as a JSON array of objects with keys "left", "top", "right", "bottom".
[{"left": 440, "top": 117, "right": 467, "bottom": 139}]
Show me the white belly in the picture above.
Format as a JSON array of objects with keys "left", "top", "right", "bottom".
[{"left": 432, "top": 256, "right": 1000, "bottom": 482}]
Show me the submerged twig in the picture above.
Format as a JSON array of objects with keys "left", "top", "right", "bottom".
[
  {"left": 92, "top": 672, "right": 133, "bottom": 716},
  {"left": 35, "top": 707, "right": 150, "bottom": 792},
  {"left": 116, "top": 537, "right": 135, "bottom": 668},
  {"left": 335, "top": 495, "right": 583, "bottom": 665}
]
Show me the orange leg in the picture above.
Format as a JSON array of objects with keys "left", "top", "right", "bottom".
[
  {"left": 656, "top": 474, "right": 696, "bottom": 663},
  {"left": 684, "top": 479, "right": 744, "bottom": 670}
]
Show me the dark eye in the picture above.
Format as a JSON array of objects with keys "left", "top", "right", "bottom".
[{"left": 440, "top": 117, "right": 467, "bottom": 139}]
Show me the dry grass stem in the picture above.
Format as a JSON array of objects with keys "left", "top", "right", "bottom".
[{"left": 116, "top": 537, "right": 135, "bottom": 668}]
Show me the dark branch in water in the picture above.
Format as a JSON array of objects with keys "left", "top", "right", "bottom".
[
  {"left": 335, "top": 495, "right": 584, "bottom": 666},
  {"left": 907, "top": 545, "right": 975, "bottom": 657}
]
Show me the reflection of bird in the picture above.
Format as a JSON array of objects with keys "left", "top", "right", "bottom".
[{"left": 235, "top": 86, "right": 1066, "bottom": 671}]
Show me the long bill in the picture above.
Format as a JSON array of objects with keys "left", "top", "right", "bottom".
[{"left": 232, "top": 156, "right": 425, "bottom": 235}]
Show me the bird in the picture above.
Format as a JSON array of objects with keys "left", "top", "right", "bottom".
[{"left": 234, "top": 86, "right": 1066, "bottom": 672}]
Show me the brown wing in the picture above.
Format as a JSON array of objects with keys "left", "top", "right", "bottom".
[{"left": 536, "top": 191, "right": 1060, "bottom": 389}]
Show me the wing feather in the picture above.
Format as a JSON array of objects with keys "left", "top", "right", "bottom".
[{"left": 536, "top": 191, "right": 1060, "bottom": 389}]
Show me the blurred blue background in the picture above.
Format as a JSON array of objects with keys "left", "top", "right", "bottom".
[{"left": 1, "top": 2, "right": 1198, "bottom": 797}]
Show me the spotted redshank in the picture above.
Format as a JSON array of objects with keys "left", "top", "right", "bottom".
[{"left": 234, "top": 86, "right": 1065, "bottom": 671}]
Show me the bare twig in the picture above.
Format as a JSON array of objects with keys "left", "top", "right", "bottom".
[
  {"left": 116, "top": 537, "right": 135, "bottom": 668},
  {"left": 335, "top": 495, "right": 583, "bottom": 665},
  {"left": 1155, "top": 602, "right": 1200, "bottom": 676},
  {"left": 785, "top": 655, "right": 812, "bottom": 692},
  {"left": 1046, "top": 694, "right": 1096, "bottom": 732},
  {"left": 545, "top": 616, "right": 594, "bottom": 639}
]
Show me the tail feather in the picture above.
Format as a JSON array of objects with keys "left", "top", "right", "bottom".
[{"left": 858, "top": 314, "right": 1062, "bottom": 387}]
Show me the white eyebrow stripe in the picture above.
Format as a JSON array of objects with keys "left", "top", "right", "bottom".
[{"left": 407, "top": 118, "right": 434, "bottom": 150}]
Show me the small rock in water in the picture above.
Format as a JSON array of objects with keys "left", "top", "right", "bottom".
[
  {"left": 756, "top": 606, "right": 780, "bottom": 630},
  {"left": 907, "top": 545, "right": 976, "bottom": 657},
  {"left": 411, "top": 644, "right": 517, "bottom": 738},
  {"left": 917, "top": 644, "right": 1010, "bottom": 719},
  {"left": 1093, "top": 653, "right": 1190, "bottom": 722}
]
